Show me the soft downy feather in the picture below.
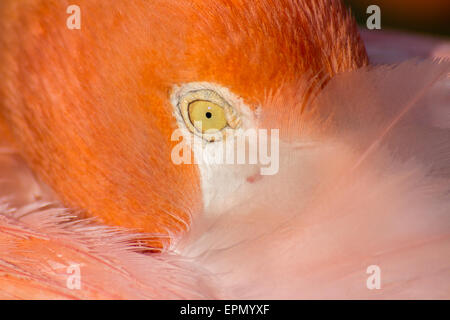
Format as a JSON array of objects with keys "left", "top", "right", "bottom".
[
  {"left": 1, "top": 59, "right": 449, "bottom": 299},
  {"left": 177, "top": 59, "right": 450, "bottom": 299}
]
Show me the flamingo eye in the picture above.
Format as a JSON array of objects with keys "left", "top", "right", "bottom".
[
  {"left": 178, "top": 89, "right": 241, "bottom": 142},
  {"left": 188, "top": 100, "right": 227, "bottom": 133}
]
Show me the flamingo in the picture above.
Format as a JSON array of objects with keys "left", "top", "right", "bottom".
[{"left": 0, "top": 0, "right": 449, "bottom": 299}]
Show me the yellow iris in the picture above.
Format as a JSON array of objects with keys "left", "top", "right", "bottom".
[{"left": 188, "top": 100, "right": 228, "bottom": 133}]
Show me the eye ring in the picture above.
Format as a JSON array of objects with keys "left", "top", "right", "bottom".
[{"left": 178, "top": 89, "right": 241, "bottom": 142}]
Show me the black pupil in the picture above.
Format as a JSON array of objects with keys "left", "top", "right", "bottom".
[{"left": 205, "top": 112, "right": 212, "bottom": 119}]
